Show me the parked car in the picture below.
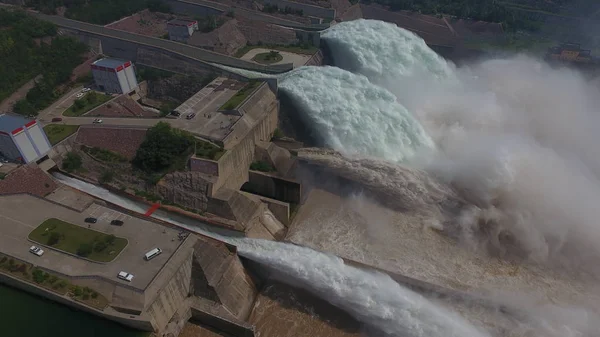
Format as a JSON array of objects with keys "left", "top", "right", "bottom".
[
  {"left": 51, "top": 117, "right": 63, "bottom": 122},
  {"left": 186, "top": 113, "right": 195, "bottom": 120},
  {"left": 110, "top": 220, "right": 124, "bottom": 226},
  {"left": 93, "top": 119, "right": 103, "bottom": 124},
  {"left": 84, "top": 217, "right": 97, "bottom": 224},
  {"left": 75, "top": 93, "right": 84, "bottom": 98},
  {"left": 81, "top": 87, "right": 91, "bottom": 93},
  {"left": 171, "top": 111, "right": 180, "bottom": 117},
  {"left": 29, "top": 246, "right": 44, "bottom": 256},
  {"left": 117, "top": 271, "right": 134, "bottom": 282}
]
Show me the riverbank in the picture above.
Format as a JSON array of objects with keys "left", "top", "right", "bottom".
[{"left": 0, "top": 283, "right": 148, "bottom": 337}]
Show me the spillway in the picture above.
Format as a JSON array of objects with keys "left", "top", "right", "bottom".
[{"left": 53, "top": 173, "right": 489, "bottom": 336}]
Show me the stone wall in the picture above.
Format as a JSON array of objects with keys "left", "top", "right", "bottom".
[
  {"left": 260, "top": 0, "right": 336, "bottom": 19},
  {"left": 244, "top": 171, "right": 302, "bottom": 204},
  {"left": 155, "top": 171, "right": 214, "bottom": 211}
]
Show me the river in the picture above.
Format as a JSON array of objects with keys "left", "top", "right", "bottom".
[{"left": 0, "top": 284, "right": 148, "bottom": 337}]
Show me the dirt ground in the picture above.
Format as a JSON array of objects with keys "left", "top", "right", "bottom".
[{"left": 105, "top": 9, "right": 171, "bottom": 37}]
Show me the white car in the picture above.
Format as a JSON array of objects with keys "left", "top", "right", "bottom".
[
  {"left": 117, "top": 271, "right": 134, "bottom": 282},
  {"left": 29, "top": 246, "right": 44, "bottom": 256},
  {"left": 81, "top": 88, "right": 91, "bottom": 93},
  {"left": 75, "top": 93, "right": 84, "bottom": 98},
  {"left": 93, "top": 119, "right": 103, "bottom": 124}
]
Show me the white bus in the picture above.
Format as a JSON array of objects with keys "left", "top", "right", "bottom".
[{"left": 144, "top": 248, "right": 162, "bottom": 261}]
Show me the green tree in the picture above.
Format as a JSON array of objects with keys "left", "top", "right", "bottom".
[
  {"left": 73, "top": 99, "right": 85, "bottom": 111},
  {"left": 62, "top": 152, "right": 82, "bottom": 172},
  {"left": 47, "top": 231, "right": 61, "bottom": 246},
  {"left": 76, "top": 243, "right": 93, "bottom": 257},
  {"left": 133, "top": 122, "right": 192, "bottom": 172}
]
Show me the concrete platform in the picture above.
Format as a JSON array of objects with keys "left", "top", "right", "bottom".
[
  {"left": 0, "top": 194, "right": 184, "bottom": 291},
  {"left": 171, "top": 77, "right": 246, "bottom": 143}
]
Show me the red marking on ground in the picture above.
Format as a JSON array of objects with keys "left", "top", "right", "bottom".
[{"left": 144, "top": 203, "right": 160, "bottom": 216}]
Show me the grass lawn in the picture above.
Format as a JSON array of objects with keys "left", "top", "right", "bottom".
[
  {"left": 29, "top": 218, "right": 128, "bottom": 263},
  {"left": 235, "top": 44, "right": 318, "bottom": 57},
  {"left": 43, "top": 124, "right": 79, "bottom": 145},
  {"left": 63, "top": 92, "right": 111, "bottom": 117},
  {"left": 252, "top": 51, "right": 284, "bottom": 64},
  {"left": 219, "top": 81, "right": 262, "bottom": 110}
]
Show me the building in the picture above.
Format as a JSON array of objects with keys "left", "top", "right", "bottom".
[
  {"left": 547, "top": 43, "right": 593, "bottom": 63},
  {"left": 91, "top": 58, "right": 138, "bottom": 94},
  {"left": 167, "top": 19, "right": 198, "bottom": 42},
  {"left": 0, "top": 114, "right": 51, "bottom": 163}
]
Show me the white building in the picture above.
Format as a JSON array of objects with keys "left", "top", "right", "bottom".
[
  {"left": 0, "top": 114, "right": 52, "bottom": 164},
  {"left": 91, "top": 58, "right": 138, "bottom": 94},
  {"left": 167, "top": 19, "right": 198, "bottom": 42}
]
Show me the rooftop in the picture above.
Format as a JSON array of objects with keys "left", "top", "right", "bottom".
[
  {"left": 0, "top": 114, "right": 32, "bottom": 134},
  {"left": 92, "top": 58, "right": 129, "bottom": 69}
]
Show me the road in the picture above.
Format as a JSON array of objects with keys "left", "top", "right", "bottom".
[
  {"left": 183, "top": 0, "right": 329, "bottom": 31},
  {"left": 32, "top": 13, "right": 294, "bottom": 74},
  {"left": 37, "top": 86, "right": 83, "bottom": 123}
]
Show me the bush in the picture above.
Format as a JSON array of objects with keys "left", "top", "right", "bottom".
[
  {"left": 72, "top": 286, "right": 83, "bottom": 297},
  {"left": 62, "top": 152, "right": 82, "bottom": 172},
  {"left": 82, "top": 293, "right": 90, "bottom": 300},
  {"left": 47, "top": 231, "right": 61, "bottom": 246},
  {"left": 0, "top": 256, "right": 7, "bottom": 264},
  {"left": 56, "top": 280, "right": 68, "bottom": 289},
  {"left": 32, "top": 268, "right": 45, "bottom": 283},
  {"left": 99, "top": 170, "right": 114, "bottom": 184},
  {"left": 93, "top": 240, "right": 107, "bottom": 252},
  {"left": 49, "top": 275, "right": 58, "bottom": 284},
  {"left": 76, "top": 243, "right": 93, "bottom": 257},
  {"left": 272, "top": 128, "right": 284, "bottom": 139},
  {"left": 105, "top": 234, "right": 116, "bottom": 245},
  {"left": 250, "top": 161, "right": 275, "bottom": 172},
  {"left": 91, "top": 291, "right": 98, "bottom": 299}
]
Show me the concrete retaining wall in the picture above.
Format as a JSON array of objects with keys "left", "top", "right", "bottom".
[
  {"left": 190, "top": 307, "right": 255, "bottom": 337},
  {"left": 212, "top": 83, "right": 279, "bottom": 192},
  {"left": 304, "top": 49, "right": 324, "bottom": 66},
  {"left": 0, "top": 271, "right": 154, "bottom": 331},
  {"left": 244, "top": 171, "right": 301, "bottom": 204},
  {"left": 261, "top": 0, "right": 335, "bottom": 19},
  {"left": 145, "top": 239, "right": 195, "bottom": 332},
  {"left": 166, "top": 0, "right": 223, "bottom": 16}
]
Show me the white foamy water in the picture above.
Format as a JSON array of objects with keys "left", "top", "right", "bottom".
[
  {"left": 321, "top": 19, "right": 456, "bottom": 82},
  {"left": 232, "top": 239, "right": 489, "bottom": 337},
  {"left": 279, "top": 66, "right": 434, "bottom": 162}
]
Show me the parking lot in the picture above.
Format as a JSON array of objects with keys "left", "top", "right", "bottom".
[{"left": 0, "top": 194, "right": 185, "bottom": 290}]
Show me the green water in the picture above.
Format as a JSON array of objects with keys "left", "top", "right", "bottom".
[{"left": 0, "top": 284, "right": 149, "bottom": 337}]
